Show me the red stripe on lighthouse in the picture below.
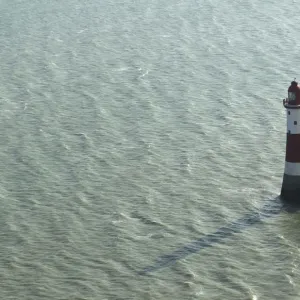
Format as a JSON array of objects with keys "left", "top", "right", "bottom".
[{"left": 286, "top": 134, "right": 300, "bottom": 162}]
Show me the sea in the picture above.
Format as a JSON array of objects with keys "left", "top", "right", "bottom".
[{"left": 0, "top": 0, "right": 300, "bottom": 299}]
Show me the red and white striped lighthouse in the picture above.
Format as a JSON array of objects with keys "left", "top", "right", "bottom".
[{"left": 281, "top": 79, "right": 300, "bottom": 201}]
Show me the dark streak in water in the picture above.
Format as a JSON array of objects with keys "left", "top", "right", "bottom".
[{"left": 138, "top": 198, "right": 292, "bottom": 275}]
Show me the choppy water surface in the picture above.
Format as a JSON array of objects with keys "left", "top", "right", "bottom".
[{"left": 0, "top": 0, "right": 300, "bottom": 299}]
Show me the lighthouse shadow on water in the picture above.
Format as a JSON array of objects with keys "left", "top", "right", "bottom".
[
  {"left": 138, "top": 196, "right": 300, "bottom": 276},
  {"left": 138, "top": 81, "right": 300, "bottom": 276}
]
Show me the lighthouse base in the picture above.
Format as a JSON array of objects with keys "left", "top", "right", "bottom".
[{"left": 281, "top": 174, "right": 300, "bottom": 202}]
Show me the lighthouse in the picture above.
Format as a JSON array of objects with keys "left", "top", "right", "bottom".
[{"left": 281, "top": 80, "right": 300, "bottom": 202}]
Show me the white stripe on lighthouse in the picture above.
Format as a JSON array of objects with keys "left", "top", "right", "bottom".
[
  {"left": 287, "top": 109, "right": 300, "bottom": 134},
  {"left": 284, "top": 162, "right": 300, "bottom": 176}
]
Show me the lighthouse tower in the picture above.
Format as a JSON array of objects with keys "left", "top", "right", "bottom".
[{"left": 281, "top": 79, "right": 300, "bottom": 202}]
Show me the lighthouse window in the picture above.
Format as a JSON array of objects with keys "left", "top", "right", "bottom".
[
  {"left": 294, "top": 121, "right": 297, "bottom": 125},
  {"left": 288, "top": 111, "right": 291, "bottom": 115},
  {"left": 289, "top": 92, "right": 296, "bottom": 101}
]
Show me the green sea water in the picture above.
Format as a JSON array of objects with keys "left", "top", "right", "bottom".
[{"left": 0, "top": 0, "right": 300, "bottom": 299}]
